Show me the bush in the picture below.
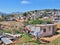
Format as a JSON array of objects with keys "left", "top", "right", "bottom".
[
  {"left": 29, "top": 19, "right": 43, "bottom": 24},
  {"left": 34, "top": 39, "right": 40, "bottom": 44},
  {"left": 46, "top": 21, "right": 52, "bottom": 24},
  {"left": 29, "top": 18, "right": 53, "bottom": 24}
]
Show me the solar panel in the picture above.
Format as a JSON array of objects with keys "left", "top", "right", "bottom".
[
  {"left": 0, "top": 35, "right": 4, "bottom": 38},
  {"left": 1, "top": 38, "right": 13, "bottom": 44}
]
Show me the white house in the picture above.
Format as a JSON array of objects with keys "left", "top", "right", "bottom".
[{"left": 25, "top": 23, "right": 57, "bottom": 37}]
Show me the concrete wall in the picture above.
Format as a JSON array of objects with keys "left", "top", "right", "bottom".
[
  {"left": 35, "top": 24, "right": 57, "bottom": 37},
  {"left": 40, "top": 26, "right": 53, "bottom": 37},
  {"left": 26, "top": 24, "right": 57, "bottom": 37}
]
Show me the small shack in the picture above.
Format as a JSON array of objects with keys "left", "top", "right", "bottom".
[{"left": 26, "top": 23, "right": 57, "bottom": 37}]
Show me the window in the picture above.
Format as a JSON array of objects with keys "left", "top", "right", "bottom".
[{"left": 43, "top": 29, "right": 46, "bottom": 32}]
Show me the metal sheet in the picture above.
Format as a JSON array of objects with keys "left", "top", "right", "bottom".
[
  {"left": 1, "top": 38, "right": 13, "bottom": 44},
  {"left": 35, "top": 27, "right": 40, "bottom": 32}
]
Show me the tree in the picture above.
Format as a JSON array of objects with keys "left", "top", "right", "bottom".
[
  {"left": 43, "top": 19, "right": 53, "bottom": 24},
  {"left": 43, "top": 11, "right": 48, "bottom": 16},
  {"left": 53, "top": 9, "right": 58, "bottom": 11},
  {"left": 23, "top": 12, "right": 27, "bottom": 17},
  {"left": 45, "top": 9, "right": 51, "bottom": 12},
  {"left": 1, "top": 15, "right": 5, "bottom": 21},
  {"left": 27, "top": 12, "right": 30, "bottom": 14},
  {"left": 35, "top": 10, "right": 38, "bottom": 12},
  {"left": 46, "top": 20, "right": 52, "bottom": 24},
  {"left": 39, "top": 16, "right": 43, "bottom": 18}
]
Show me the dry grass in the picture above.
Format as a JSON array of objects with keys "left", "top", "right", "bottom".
[
  {"left": 40, "top": 34, "right": 60, "bottom": 42},
  {"left": 0, "top": 21, "right": 24, "bottom": 30},
  {"left": 57, "top": 23, "right": 60, "bottom": 28}
]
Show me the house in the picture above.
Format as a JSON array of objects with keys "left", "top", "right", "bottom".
[
  {"left": 25, "top": 23, "right": 57, "bottom": 37},
  {"left": 6, "top": 17, "right": 16, "bottom": 21},
  {"left": 51, "top": 11, "right": 60, "bottom": 20}
]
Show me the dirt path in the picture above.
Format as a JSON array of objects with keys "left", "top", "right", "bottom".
[{"left": 40, "top": 34, "right": 60, "bottom": 41}]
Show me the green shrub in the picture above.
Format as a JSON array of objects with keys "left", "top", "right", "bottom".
[{"left": 29, "top": 19, "right": 43, "bottom": 24}]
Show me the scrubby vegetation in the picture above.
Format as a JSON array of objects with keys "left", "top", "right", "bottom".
[{"left": 29, "top": 19, "right": 53, "bottom": 24}]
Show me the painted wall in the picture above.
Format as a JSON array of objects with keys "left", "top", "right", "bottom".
[
  {"left": 27, "top": 24, "right": 57, "bottom": 37},
  {"left": 39, "top": 25, "right": 57, "bottom": 37},
  {"left": 40, "top": 26, "right": 53, "bottom": 37}
]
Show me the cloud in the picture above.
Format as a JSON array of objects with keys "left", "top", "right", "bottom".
[{"left": 21, "top": 0, "right": 30, "bottom": 4}]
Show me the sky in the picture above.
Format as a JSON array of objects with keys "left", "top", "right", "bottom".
[{"left": 0, "top": 0, "right": 60, "bottom": 13}]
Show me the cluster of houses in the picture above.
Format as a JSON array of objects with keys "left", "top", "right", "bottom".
[
  {"left": 17, "top": 10, "right": 60, "bottom": 22},
  {"left": 22, "top": 10, "right": 60, "bottom": 38},
  {"left": 0, "top": 10, "right": 60, "bottom": 40},
  {"left": 0, "top": 10, "right": 60, "bottom": 45}
]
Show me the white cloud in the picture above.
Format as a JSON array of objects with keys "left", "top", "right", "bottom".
[{"left": 21, "top": 0, "right": 30, "bottom": 4}]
